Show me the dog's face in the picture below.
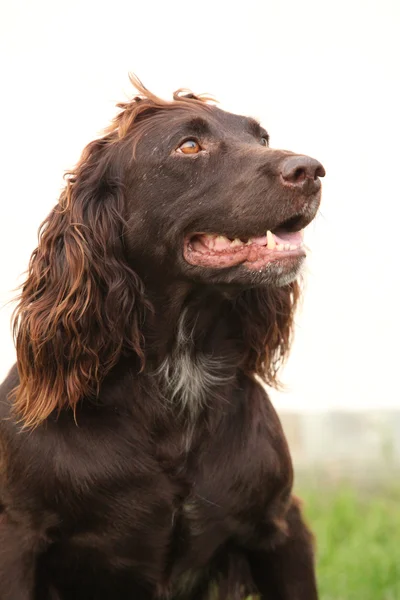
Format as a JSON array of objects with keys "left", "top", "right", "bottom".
[{"left": 125, "top": 104, "right": 325, "bottom": 288}]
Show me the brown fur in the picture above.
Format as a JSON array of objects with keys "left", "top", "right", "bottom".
[
  {"left": 12, "top": 76, "right": 300, "bottom": 429},
  {"left": 0, "top": 76, "right": 323, "bottom": 599}
]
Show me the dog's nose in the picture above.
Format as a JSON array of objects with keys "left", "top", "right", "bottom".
[{"left": 280, "top": 156, "right": 325, "bottom": 193}]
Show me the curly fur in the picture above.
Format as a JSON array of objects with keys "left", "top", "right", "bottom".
[{"left": 0, "top": 75, "right": 323, "bottom": 600}]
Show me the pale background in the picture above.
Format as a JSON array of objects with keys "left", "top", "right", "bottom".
[{"left": 1, "top": 0, "right": 399, "bottom": 413}]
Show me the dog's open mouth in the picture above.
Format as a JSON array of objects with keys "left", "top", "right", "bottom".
[{"left": 184, "top": 227, "right": 305, "bottom": 270}]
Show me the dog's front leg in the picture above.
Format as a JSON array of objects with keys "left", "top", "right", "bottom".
[
  {"left": 249, "top": 498, "right": 318, "bottom": 600},
  {"left": 0, "top": 520, "right": 40, "bottom": 600}
]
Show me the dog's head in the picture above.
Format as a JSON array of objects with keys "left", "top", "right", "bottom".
[
  {"left": 122, "top": 92, "right": 324, "bottom": 289},
  {"left": 12, "top": 75, "right": 324, "bottom": 427}
]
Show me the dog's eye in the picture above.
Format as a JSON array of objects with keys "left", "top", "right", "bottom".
[
  {"left": 177, "top": 139, "right": 202, "bottom": 154},
  {"left": 260, "top": 137, "right": 269, "bottom": 147}
]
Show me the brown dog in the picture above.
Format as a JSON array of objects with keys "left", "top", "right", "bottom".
[{"left": 0, "top": 76, "right": 325, "bottom": 599}]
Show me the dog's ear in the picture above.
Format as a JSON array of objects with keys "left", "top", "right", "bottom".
[
  {"left": 12, "top": 138, "right": 148, "bottom": 428},
  {"left": 235, "top": 282, "right": 301, "bottom": 387}
]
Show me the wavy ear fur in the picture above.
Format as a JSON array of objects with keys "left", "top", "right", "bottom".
[
  {"left": 12, "top": 138, "right": 148, "bottom": 428},
  {"left": 235, "top": 281, "right": 301, "bottom": 387}
]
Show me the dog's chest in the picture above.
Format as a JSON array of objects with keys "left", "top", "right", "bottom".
[
  {"left": 46, "top": 381, "right": 292, "bottom": 596},
  {"left": 154, "top": 387, "right": 293, "bottom": 587}
]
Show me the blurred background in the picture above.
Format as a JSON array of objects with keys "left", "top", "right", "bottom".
[{"left": 1, "top": 0, "right": 399, "bottom": 597}]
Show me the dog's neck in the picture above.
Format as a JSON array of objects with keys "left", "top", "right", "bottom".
[
  {"left": 143, "top": 285, "right": 242, "bottom": 414},
  {"left": 144, "top": 285, "right": 235, "bottom": 355}
]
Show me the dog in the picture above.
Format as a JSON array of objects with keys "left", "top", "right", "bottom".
[{"left": 0, "top": 75, "right": 325, "bottom": 599}]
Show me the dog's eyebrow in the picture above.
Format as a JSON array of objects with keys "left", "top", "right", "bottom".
[
  {"left": 246, "top": 117, "right": 263, "bottom": 137},
  {"left": 180, "top": 117, "right": 211, "bottom": 136}
]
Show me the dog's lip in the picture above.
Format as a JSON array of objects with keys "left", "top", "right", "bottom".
[{"left": 183, "top": 230, "right": 305, "bottom": 269}]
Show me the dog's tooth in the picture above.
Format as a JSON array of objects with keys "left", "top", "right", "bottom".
[
  {"left": 230, "top": 238, "right": 242, "bottom": 247},
  {"left": 289, "top": 244, "right": 298, "bottom": 250},
  {"left": 219, "top": 235, "right": 231, "bottom": 245},
  {"left": 276, "top": 244, "right": 285, "bottom": 251},
  {"left": 266, "top": 230, "right": 276, "bottom": 250},
  {"left": 202, "top": 233, "right": 216, "bottom": 249},
  {"left": 213, "top": 235, "right": 231, "bottom": 250}
]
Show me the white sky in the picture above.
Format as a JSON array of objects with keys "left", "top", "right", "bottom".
[{"left": 1, "top": 0, "right": 399, "bottom": 411}]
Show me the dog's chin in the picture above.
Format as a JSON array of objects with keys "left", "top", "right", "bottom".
[
  {"left": 183, "top": 253, "right": 305, "bottom": 288},
  {"left": 234, "top": 254, "right": 305, "bottom": 287}
]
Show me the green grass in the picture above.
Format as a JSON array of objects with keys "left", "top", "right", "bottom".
[{"left": 298, "top": 483, "right": 400, "bottom": 600}]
